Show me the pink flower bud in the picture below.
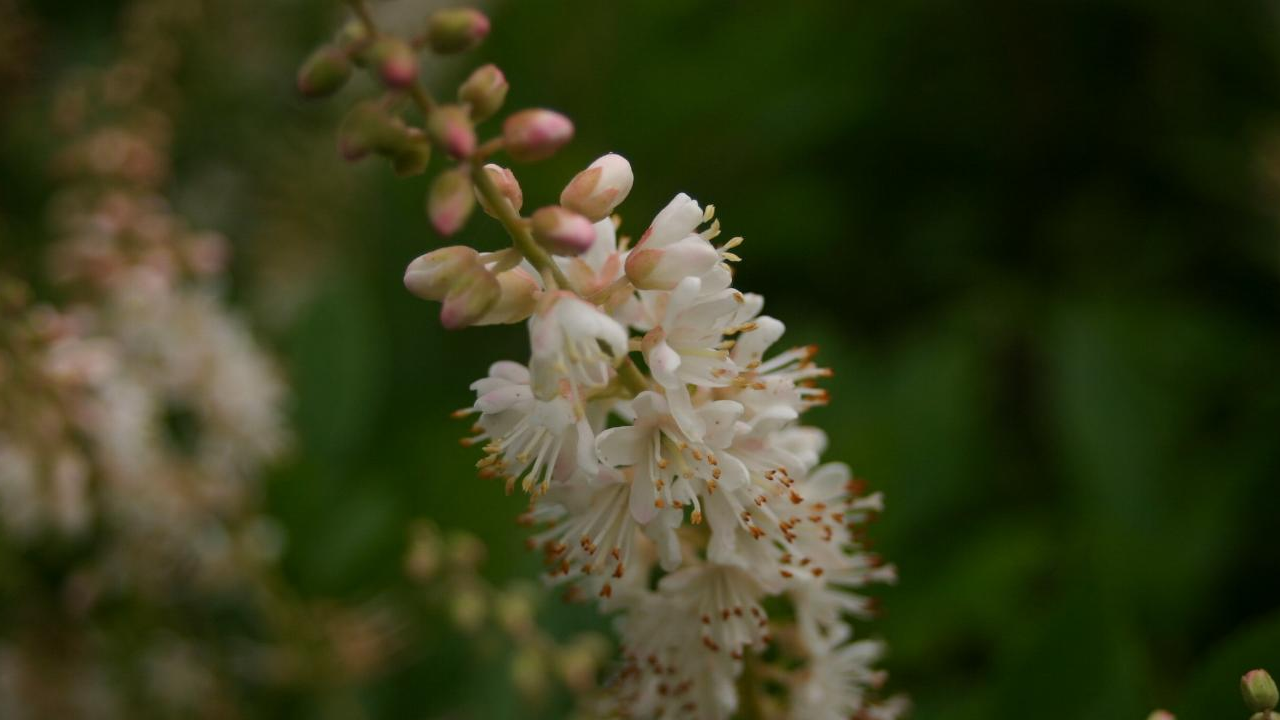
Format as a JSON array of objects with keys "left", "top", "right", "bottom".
[
  {"left": 427, "top": 168, "right": 475, "bottom": 236},
  {"left": 297, "top": 45, "right": 351, "bottom": 98},
  {"left": 530, "top": 206, "right": 595, "bottom": 257},
  {"left": 425, "top": 8, "right": 490, "bottom": 54},
  {"left": 474, "top": 268, "right": 540, "bottom": 325},
  {"left": 403, "top": 246, "right": 479, "bottom": 301},
  {"left": 458, "top": 64, "right": 508, "bottom": 122},
  {"left": 560, "top": 153, "right": 633, "bottom": 222},
  {"left": 369, "top": 37, "right": 419, "bottom": 89},
  {"left": 502, "top": 109, "right": 573, "bottom": 162},
  {"left": 428, "top": 104, "right": 476, "bottom": 160},
  {"left": 1243, "top": 670, "right": 1279, "bottom": 713},
  {"left": 440, "top": 267, "right": 500, "bottom": 329},
  {"left": 476, "top": 163, "right": 523, "bottom": 218},
  {"left": 625, "top": 236, "right": 720, "bottom": 291}
]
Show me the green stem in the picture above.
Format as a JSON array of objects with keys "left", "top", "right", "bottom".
[
  {"left": 469, "top": 161, "right": 573, "bottom": 290},
  {"left": 736, "top": 652, "right": 767, "bottom": 720},
  {"left": 616, "top": 357, "right": 649, "bottom": 396}
]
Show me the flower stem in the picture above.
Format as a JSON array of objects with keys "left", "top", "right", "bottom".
[
  {"left": 616, "top": 356, "right": 649, "bottom": 396},
  {"left": 736, "top": 652, "right": 767, "bottom": 720},
  {"left": 469, "top": 160, "right": 573, "bottom": 290}
]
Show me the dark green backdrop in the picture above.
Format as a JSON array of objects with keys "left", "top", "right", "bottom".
[{"left": 4, "top": 0, "right": 1280, "bottom": 718}]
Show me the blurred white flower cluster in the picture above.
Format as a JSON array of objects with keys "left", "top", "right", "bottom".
[
  {"left": 431, "top": 154, "right": 903, "bottom": 719},
  {"left": 0, "top": 1, "right": 305, "bottom": 716}
]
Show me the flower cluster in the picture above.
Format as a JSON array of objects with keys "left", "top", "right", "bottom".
[
  {"left": 0, "top": 1, "right": 391, "bottom": 716},
  {"left": 302, "top": 3, "right": 903, "bottom": 716}
]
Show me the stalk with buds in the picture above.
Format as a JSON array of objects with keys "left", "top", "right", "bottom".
[{"left": 301, "top": 3, "right": 903, "bottom": 718}]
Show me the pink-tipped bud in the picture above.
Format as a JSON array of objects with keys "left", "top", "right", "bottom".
[
  {"left": 502, "top": 109, "right": 574, "bottom": 162},
  {"left": 425, "top": 8, "right": 490, "bottom": 54},
  {"left": 625, "top": 236, "right": 719, "bottom": 291},
  {"left": 428, "top": 104, "right": 476, "bottom": 160},
  {"left": 369, "top": 37, "right": 419, "bottom": 88},
  {"left": 337, "top": 100, "right": 400, "bottom": 161},
  {"left": 475, "top": 268, "right": 540, "bottom": 325},
  {"left": 297, "top": 45, "right": 352, "bottom": 98},
  {"left": 560, "top": 153, "right": 633, "bottom": 222},
  {"left": 1146, "top": 712, "right": 1175, "bottom": 720},
  {"left": 530, "top": 206, "right": 595, "bottom": 257},
  {"left": 1243, "top": 670, "right": 1279, "bottom": 713},
  {"left": 440, "top": 267, "right": 500, "bottom": 329},
  {"left": 404, "top": 246, "right": 479, "bottom": 301},
  {"left": 476, "top": 163, "right": 523, "bottom": 218},
  {"left": 458, "top": 64, "right": 508, "bottom": 123},
  {"left": 427, "top": 168, "right": 475, "bottom": 236}
]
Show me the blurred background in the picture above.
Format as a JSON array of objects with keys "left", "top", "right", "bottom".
[{"left": 3, "top": 0, "right": 1280, "bottom": 718}]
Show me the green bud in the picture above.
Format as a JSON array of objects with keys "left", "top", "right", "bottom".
[
  {"left": 1250, "top": 713, "right": 1274, "bottom": 720},
  {"left": 458, "top": 64, "right": 508, "bottom": 122},
  {"left": 427, "top": 168, "right": 475, "bottom": 236},
  {"left": 336, "top": 20, "right": 370, "bottom": 53},
  {"left": 1244, "top": 670, "right": 1279, "bottom": 713},
  {"left": 390, "top": 135, "right": 432, "bottom": 176},
  {"left": 337, "top": 100, "right": 400, "bottom": 161},
  {"left": 425, "top": 8, "right": 491, "bottom": 54},
  {"left": 427, "top": 104, "right": 476, "bottom": 159},
  {"left": 297, "top": 45, "right": 351, "bottom": 98},
  {"left": 369, "top": 36, "right": 418, "bottom": 88}
]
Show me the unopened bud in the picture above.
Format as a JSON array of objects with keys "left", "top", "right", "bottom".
[
  {"left": 502, "top": 109, "right": 574, "bottom": 162},
  {"left": 458, "top": 64, "right": 508, "bottom": 122},
  {"left": 404, "top": 246, "right": 479, "bottom": 301},
  {"left": 475, "top": 268, "right": 539, "bottom": 326},
  {"left": 337, "top": 101, "right": 400, "bottom": 161},
  {"left": 450, "top": 583, "right": 487, "bottom": 633},
  {"left": 336, "top": 20, "right": 370, "bottom": 54},
  {"left": 427, "top": 168, "right": 475, "bottom": 236},
  {"left": 510, "top": 646, "right": 548, "bottom": 703},
  {"left": 297, "top": 45, "right": 352, "bottom": 98},
  {"left": 531, "top": 206, "right": 595, "bottom": 256},
  {"left": 1243, "top": 670, "right": 1279, "bottom": 713},
  {"left": 440, "top": 266, "right": 500, "bottom": 329},
  {"left": 1146, "top": 712, "right": 1175, "bottom": 720},
  {"left": 561, "top": 153, "right": 633, "bottom": 221},
  {"left": 625, "top": 236, "right": 719, "bottom": 290},
  {"left": 425, "top": 8, "right": 490, "bottom": 54},
  {"left": 476, "top": 163, "right": 523, "bottom": 217},
  {"left": 428, "top": 104, "right": 476, "bottom": 160},
  {"left": 369, "top": 36, "right": 418, "bottom": 88},
  {"left": 389, "top": 129, "right": 431, "bottom": 176}
]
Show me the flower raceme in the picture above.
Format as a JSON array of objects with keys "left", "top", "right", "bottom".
[
  {"left": 432, "top": 154, "right": 900, "bottom": 719},
  {"left": 302, "top": 4, "right": 898, "bottom": 717}
]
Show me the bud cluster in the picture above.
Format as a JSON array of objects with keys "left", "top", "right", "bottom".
[{"left": 301, "top": 3, "right": 901, "bottom": 718}]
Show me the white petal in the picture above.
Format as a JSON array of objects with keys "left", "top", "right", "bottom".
[{"left": 595, "top": 425, "right": 647, "bottom": 467}]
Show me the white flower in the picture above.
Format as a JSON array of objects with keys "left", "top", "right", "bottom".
[
  {"left": 642, "top": 275, "right": 742, "bottom": 440},
  {"left": 463, "top": 360, "right": 595, "bottom": 494},
  {"left": 613, "top": 591, "right": 740, "bottom": 720},
  {"left": 659, "top": 562, "right": 770, "bottom": 658},
  {"left": 624, "top": 193, "right": 724, "bottom": 291},
  {"left": 788, "top": 633, "right": 892, "bottom": 720},
  {"left": 595, "top": 391, "right": 746, "bottom": 526},
  {"left": 529, "top": 291, "right": 628, "bottom": 393}
]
